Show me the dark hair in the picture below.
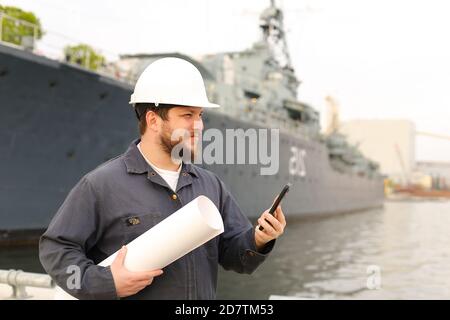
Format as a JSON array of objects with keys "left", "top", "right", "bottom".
[{"left": 134, "top": 103, "right": 175, "bottom": 135}]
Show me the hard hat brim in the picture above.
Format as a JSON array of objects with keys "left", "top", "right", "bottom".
[
  {"left": 129, "top": 100, "right": 220, "bottom": 109},
  {"left": 206, "top": 102, "right": 220, "bottom": 108}
]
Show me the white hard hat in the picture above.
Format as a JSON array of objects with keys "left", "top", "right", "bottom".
[{"left": 129, "top": 57, "right": 220, "bottom": 108}]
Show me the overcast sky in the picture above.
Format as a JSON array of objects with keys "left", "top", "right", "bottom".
[{"left": 3, "top": 0, "right": 450, "bottom": 162}]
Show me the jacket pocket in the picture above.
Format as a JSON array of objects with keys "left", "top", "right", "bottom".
[{"left": 121, "top": 212, "right": 163, "bottom": 245}]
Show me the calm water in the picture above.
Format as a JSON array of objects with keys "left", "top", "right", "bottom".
[
  {"left": 218, "top": 200, "right": 450, "bottom": 299},
  {"left": 1, "top": 201, "right": 450, "bottom": 299}
]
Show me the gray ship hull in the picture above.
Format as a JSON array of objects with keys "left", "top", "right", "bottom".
[{"left": 0, "top": 44, "right": 384, "bottom": 239}]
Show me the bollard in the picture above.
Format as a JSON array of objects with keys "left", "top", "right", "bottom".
[{"left": 0, "top": 269, "right": 54, "bottom": 299}]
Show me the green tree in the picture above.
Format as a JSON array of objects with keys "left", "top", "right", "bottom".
[
  {"left": 0, "top": 5, "right": 43, "bottom": 46},
  {"left": 64, "top": 44, "right": 106, "bottom": 71}
]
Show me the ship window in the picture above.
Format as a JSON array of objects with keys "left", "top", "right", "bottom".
[
  {"left": 244, "top": 91, "right": 260, "bottom": 100},
  {"left": 288, "top": 109, "right": 303, "bottom": 121}
]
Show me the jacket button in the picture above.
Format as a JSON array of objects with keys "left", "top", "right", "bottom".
[
  {"left": 182, "top": 172, "right": 188, "bottom": 177},
  {"left": 248, "top": 251, "right": 256, "bottom": 257},
  {"left": 171, "top": 194, "right": 178, "bottom": 200},
  {"left": 150, "top": 172, "right": 156, "bottom": 176}
]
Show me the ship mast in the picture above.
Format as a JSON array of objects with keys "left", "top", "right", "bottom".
[
  {"left": 259, "top": 0, "right": 293, "bottom": 70},
  {"left": 259, "top": 0, "right": 300, "bottom": 96}
]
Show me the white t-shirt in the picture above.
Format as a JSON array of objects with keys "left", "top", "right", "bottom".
[{"left": 137, "top": 143, "right": 181, "bottom": 192}]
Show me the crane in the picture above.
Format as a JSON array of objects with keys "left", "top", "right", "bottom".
[
  {"left": 416, "top": 131, "right": 450, "bottom": 142},
  {"left": 394, "top": 142, "right": 409, "bottom": 186}
]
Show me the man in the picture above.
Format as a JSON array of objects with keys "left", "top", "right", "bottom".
[{"left": 39, "top": 57, "right": 286, "bottom": 300}]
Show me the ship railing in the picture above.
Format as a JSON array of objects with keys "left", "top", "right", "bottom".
[
  {"left": 0, "top": 12, "right": 39, "bottom": 51},
  {"left": 0, "top": 269, "right": 54, "bottom": 299},
  {"left": 0, "top": 11, "right": 133, "bottom": 84}
]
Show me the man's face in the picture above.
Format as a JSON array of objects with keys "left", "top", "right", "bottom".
[{"left": 158, "top": 106, "right": 204, "bottom": 162}]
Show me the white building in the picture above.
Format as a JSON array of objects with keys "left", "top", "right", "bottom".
[{"left": 339, "top": 119, "right": 416, "bottom": 182}]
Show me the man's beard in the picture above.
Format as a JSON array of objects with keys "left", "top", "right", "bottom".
[{"left": 159, "top": 125, "right": 197, "bottom": 163}]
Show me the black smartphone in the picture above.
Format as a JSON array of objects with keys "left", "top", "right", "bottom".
[{"left": 259, "top": 183, "right": 291, "bottom": 231}]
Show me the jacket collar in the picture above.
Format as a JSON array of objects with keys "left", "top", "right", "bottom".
[{"left": 123, "top": 138, "right": 199, "bottom": 178}]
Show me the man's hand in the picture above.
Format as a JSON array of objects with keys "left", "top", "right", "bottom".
[
  {"left": 110, "top": 246, "right": 163, "bottom": 298},
  {"left": 255, "top": 203, "right": 286, "bottom": 251}
]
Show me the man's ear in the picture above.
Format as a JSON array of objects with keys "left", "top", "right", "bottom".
[{"left": 146, "top": 110, "right": 159, "bottom": 132}]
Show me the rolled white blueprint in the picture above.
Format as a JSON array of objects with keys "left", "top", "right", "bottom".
[{"left": 54, "top": 195, "right": 224, "bottom": 299}]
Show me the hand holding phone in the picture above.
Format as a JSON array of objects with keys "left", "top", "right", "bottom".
[{"left": 259, "top": 183, "right": 291, "bottom": 231}]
